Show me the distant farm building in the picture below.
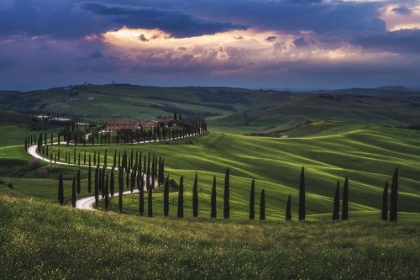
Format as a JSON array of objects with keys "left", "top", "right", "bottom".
[{"left": 105, "top": 120, "right": 138, "bottom": 132}]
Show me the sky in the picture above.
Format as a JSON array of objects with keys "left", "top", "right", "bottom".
[{"left": 1, "top": 0, "right": 420, "bottom": 91}]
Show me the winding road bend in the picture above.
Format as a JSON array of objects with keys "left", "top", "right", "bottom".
[{"left": 26, "top": 133, "right": 194, "bottom": 210}]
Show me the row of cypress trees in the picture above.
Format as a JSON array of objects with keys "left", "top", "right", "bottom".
[{"left": 59, "top": 164, "right": 400, "bottom": 221}]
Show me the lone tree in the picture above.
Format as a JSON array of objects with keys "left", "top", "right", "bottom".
[
  {"left": 299, "top": 167, "right": 305, "bottom": 221},
  {"left": 342, "top": 177, "right": 349, "bottom": 220},
  {"left": 164, "top": 175, "right": 169, "bottom": 217},
  {"left": 177, "top": 176, "right": 184, "bottom": 218},
  {"left": 286, "top": 194, "right": 292, "bottom": 221},
  {"left": 390, "top": 168, "right": 399, "bottom": 222},
  {"left": 58, "top": 174, "right": 64, "bottom": 205},
  {"left": 249, "top": 179, "right": 255, "bottom": 219},
  {"left": 260, "top": 189, "right": 265, "bottom": 220},
  {"left": 211, "top": 176, "right": 217, "bottom": 218},
  {"left": 333, "top": 181, "right": 340, "bottom": 221},
  {"left": 193, "top": 172, "right": 198, "bottom": 217},
  {"left": 224, "top": 168, "right": 230, "bottom": 219},
  {"left": 71, "top": 176, "right": 76, "bottom": 208}
]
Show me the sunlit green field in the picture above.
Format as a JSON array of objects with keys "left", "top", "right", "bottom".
[
  {"left": 1, "top": 194, "right": 419, "bottom": 279},
  {"left": 41, "top": 122, "right": 420, "bottom": 220}
]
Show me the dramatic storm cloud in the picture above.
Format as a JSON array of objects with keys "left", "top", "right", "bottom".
[{"left": 0, "top": 0, "right": 420, "bottom": 90}]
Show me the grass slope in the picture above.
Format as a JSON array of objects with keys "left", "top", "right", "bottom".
[
  {"left": 44, "top": 122, "right": 420, "bottom": 220},
  {"left": 1, "top": 195, "right": 420, "bottom": 279}
]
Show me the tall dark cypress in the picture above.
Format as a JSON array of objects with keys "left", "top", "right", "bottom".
[
  {"left": 249, "top": 179, "right": 255, "bottom": 219},
  {"left": 94, "top": 166, "right": 99, "bottom": 207},
  {"left": 71, "top": 176, "right": 76, "bottom": 208},
  {"left": 177, "top": 176, "right": 184, "bottom": 218},
  {"left": 104, "top": 172, "right": 109, "bottom": 210},
  {"left": 390, "top": 168, "right": 399, "bottom": 222},
  {"left": 223, "top": 168, "right": 230, "bottom": 219},
  {"left": 382, "top": 180, "right": 389, "bottom": 221},
  {"left": 76, "top": 169, "right": 81, "bottom": 196},
  {"left": 113, "top": 150, "right": 117, "bottom": 168},
  {"left": 146, "top": 153, "right": 151, "bottom": 189},
  {"left": 342, "top": 177, "right": 349, "bottom": 220},
  {"left": 87, "top": 155, "right": 91, "bottom": 194},
  {"left": 110, "top": 168, "right": 115, "bottom": 197},
  {"left": 58, "top": 174, "right": 64, "bottom": 205},
  {"left": 148, "top": 186, "right": 153, "bottom": 217},
  {"left": 151, "top": 154, "right": 156, "bottom": 189},
  {"left": 193, "top": 172, "right": 198, "bottom": 217},
  {"left": 130, "top": 170, "right": 135, "bottom": 194},
  {"left": 118, "top": 168, "right": 123, "bottom": 213},
  {"left": 260, "top": 189, "right": 265, "bottom": 220},
  {"left": 139, "top": 174, "right": 145, "bottom": 216},
  {"left": 333, "top": 181, "right": 340, "bottom": 221},
  {"left": 164, "top": 175, "right": 169, "bottom": 217},
  {"left": 286, "top": 194, "right": 292, "bottom": 221},
  {"left": 211, "top": 176, "right": 217, "bottom": 218},
  {"left": 298, "top": 167, "right": 305, "bottom": 221}
]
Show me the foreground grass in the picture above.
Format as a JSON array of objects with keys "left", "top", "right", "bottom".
[{"left": 1, "top": 194, "right": 419, "bottom": 279}]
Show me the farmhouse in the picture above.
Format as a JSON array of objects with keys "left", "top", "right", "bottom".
[{"left": 105, "top": 120, "right": 137, "bottom": 132}]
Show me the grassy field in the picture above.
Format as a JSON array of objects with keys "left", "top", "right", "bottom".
[{"left": 1, "top": 194, "right": 419, "bottom": 279}]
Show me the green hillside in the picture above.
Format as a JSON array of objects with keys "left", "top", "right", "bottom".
[{"left": 1, "top": 194, "right": 419, "bottom": 279}]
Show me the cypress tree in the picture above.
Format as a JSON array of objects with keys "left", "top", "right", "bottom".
[
  {"left": 126, "top": 172, "right": 129, "bottom": 190},
  {"left": 342, "top": 177, "right": 349, "bottom": 220},
  {"left": 130, "top": 170, "right": 135, "bottom": 194},
  {"left": 151, "top": 154, "right": 155, "bottom": 189},
  {"left": 177, "top": 176, "right": 184, "bottom": 218},
  {"left": 104, "top": 149, "right": 107, "bottom": 167},
  {"left": 211, "top": 176, "right": 217, "bottom": 218},
  {"left": 24, "top": 138, "right": 27, "bottom": 151},
  {"left": 390, "top": 168, "right": 399, "bottom": 222},
  {"left": 223, "top": 168, "right": 230, "bottom": 219},
  {"left": 164, "top": 175, "right": 169, "bottom": 217},
  {"left": 118, "top": 168, "right": 123, "bottom": 213},
  {"left": 76, "top": 169, "right": 81, "bottom": 196},
  {"left": 382, "top": 180, "right": 389, "bottom": 221},
  {"left": 286, "top": 194, "right": 292, "bottom": 221},
  {"left": 193, "top": 172, "right": 198, "bottom": 217},
  {"left": 139, "top": 174, "right": 144, "bottom": 216},
  {"left": 110, "top": 168, "right": 115, "bottom": 197},
  {"left": 104, "top": 172, "right": 109, "bottom": 210},
  {"left": 71, "top": 176, "right": 76, "bottom": 208},
  {"left": 94, "top": 166, "right": 99, "bottom": 207},
  {"left": 249, "top": 179, "right": 255, "bottom": 219},
  {"left": 83, "top": 150, "right": 86, "bottom": 165},
  {"left": 113, "top": 150, "right": 117, "bottom": 168},
  {"left": 73, "top": 148, "right": 76, "bottom": 164},
  {"left": 298, "top": 167, "right": 305, "bottom": 221},
  {"left": 58, "top": 174, "right": 64, "bottom": 205},
  {"left": 333, "top": 181, "right": 340, "bottom": 221},
  {"left": 260, "top": 189, "right": 265, "bottom": 220},
  {"left": 88, "top": 154, "right": 91, "bottom": 194},
  {"left": 146, "top": 153, "right": 151, "bottom": 189},
  {"left": 148, "top": 186, "right": 153, "bottom": 217}
]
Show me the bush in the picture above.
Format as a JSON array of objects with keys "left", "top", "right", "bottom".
[
  {"left": 0, "top": 178, "right": 5, "bottom": 185},
  {"left": 28, "top": 159, "right": 42, "bottom": 171},
  {"left": 38, "top": 169, "right": 48, "bottom": 178},
  {"left": 7, "top": 182, "right": 13, "bottom": 189}
]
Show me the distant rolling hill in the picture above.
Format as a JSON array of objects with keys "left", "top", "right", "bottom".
[{"left": 2, "top": 84, "right": 420, "bottom": 135}]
